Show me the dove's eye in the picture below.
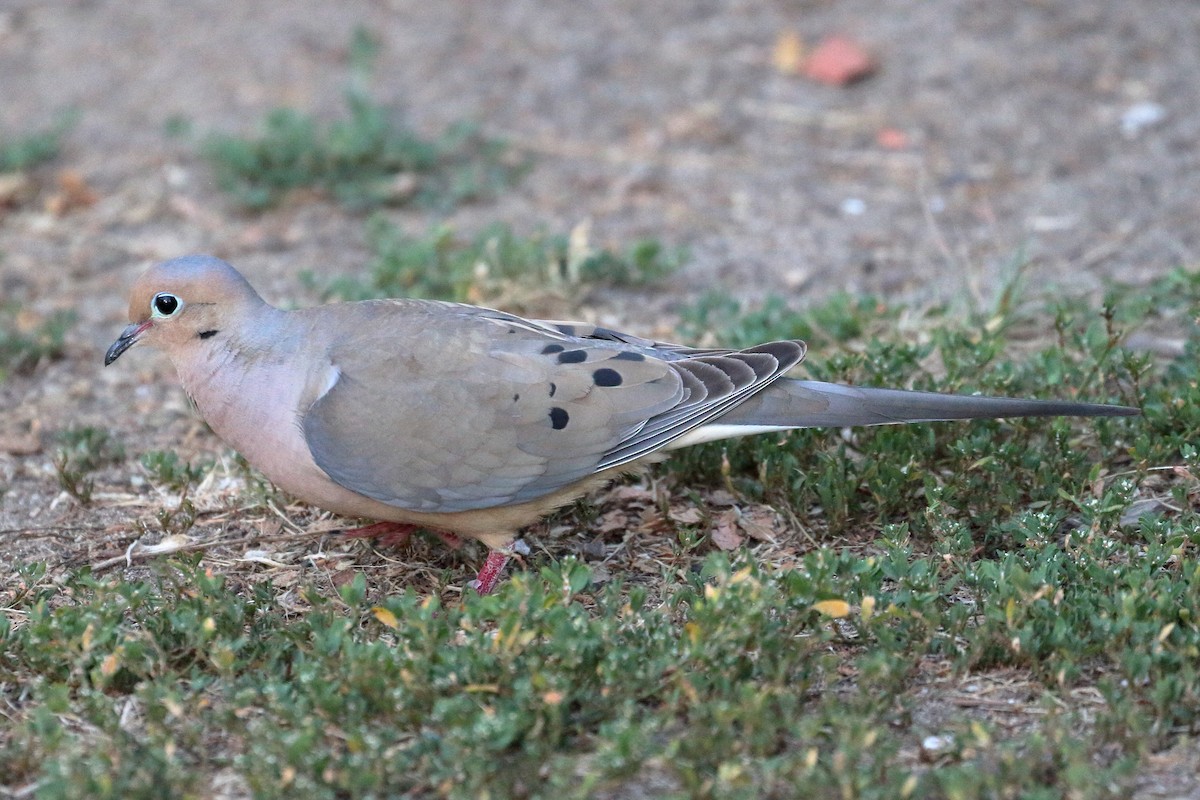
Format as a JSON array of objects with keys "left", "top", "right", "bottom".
[{"left": 151, "top": 292, "right": 181, "bottom": 318}]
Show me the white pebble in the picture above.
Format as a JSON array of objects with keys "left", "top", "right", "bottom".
[
  {"left": 1120, "top": 101, "right": 1167, "bottom": 138},
  {"left": 840, "top": 197, "right": 866, "bottom": 216}
]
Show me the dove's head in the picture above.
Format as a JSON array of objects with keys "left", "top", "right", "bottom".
[{"left": 105, "top": 255, "right": 267, "bottom": 366}]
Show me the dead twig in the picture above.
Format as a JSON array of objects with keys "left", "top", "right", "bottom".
[{"left": 0, "top": 525, "right": 107, "bottom": 539}]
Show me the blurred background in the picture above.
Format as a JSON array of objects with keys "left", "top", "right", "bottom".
[{"left": 2, "top": 0, "right": 1197, "bottom": 341}]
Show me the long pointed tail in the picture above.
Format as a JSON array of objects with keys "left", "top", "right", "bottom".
[{"left": 719, "top": 379, "right": 1139, "bottom": 429}]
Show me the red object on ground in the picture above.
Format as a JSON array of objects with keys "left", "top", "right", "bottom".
[
  {"left": 804, "top": 35, "right": 877, "bottom": 86},
  {"left": 876, "top": 127, "right": 909, "bottom": 150}
]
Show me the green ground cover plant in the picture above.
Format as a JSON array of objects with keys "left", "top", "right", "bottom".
[
  {"left": 0, "top": 305, "right": 73, "bottom": 382},
  {"left": 3, "top": 266, "right": 1197, "bottom": 799},
  {"left": 200, "top": 30, "right": 523, "bottom": 211},
  {"left": 0, "top": 113, "right": 74, "bottom": 173},
  {"left": 309, "top": 218, "right": 684, "bottom": 304}
]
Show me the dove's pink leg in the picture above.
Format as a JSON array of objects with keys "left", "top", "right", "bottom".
[
  {"left": 469, "top": 540, "right": 529, "bottom": 595},
  {"left": 470, "top": 551, "right": 511, "bottom": 595},
  {"left": 342, "top": 522, "right": 463, "bottom": 550}
]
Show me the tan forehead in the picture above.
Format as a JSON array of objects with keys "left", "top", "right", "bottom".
[
  {"left": 124, "top": 258, "right": 253, "bottom": 321},
  {"left": 126, "top": 271, "right": 203, "bottom": 321}
]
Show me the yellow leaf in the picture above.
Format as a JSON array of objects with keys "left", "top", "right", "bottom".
[
  {"left": 772, "top": 30, "right": 805, "bottom": 75},
  {"left": 861, "top": 595, "right": 877, "bottom": 622},
  {"left": 729, "top": 566, "right": 754, "bottom": 585},
  {"left": 210, "top": 644, "right": 235, "bottom": 671},
  {"left": 99, "top": 650, "right": 121, "bottom": 678},
  {"left": 464, "top": 683, "right": 500, "bottom": 694},
  {"left": 372, "top": 606, "right": 400, "bottom": 630},
  {"left": 717, "top": 762, "right": 744, "bottom": 782},
  {"left": 812, "top": 599, "right": 851, "bottom": 618}
]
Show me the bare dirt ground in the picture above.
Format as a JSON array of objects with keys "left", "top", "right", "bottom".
[{"left": 2, "top": 1, "right": 1199, "bottom": 795}]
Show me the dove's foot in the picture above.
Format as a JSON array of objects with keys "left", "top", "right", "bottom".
[
  {"left": 341, "top": 521, "right": 419, "bottom": 548},
  {"left": 342, "top": 522, "right": 464, "bottom": 551}
]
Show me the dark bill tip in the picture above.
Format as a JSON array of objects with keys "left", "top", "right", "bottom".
[{"left": 104, "top": 321, "right": 151, "bottom": 366}]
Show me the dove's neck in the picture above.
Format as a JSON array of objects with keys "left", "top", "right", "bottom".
[{"left": 173, "top": 307, "right": 330, "bottom": 469}]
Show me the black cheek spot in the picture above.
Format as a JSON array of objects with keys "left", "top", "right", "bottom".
[
  {"left": 614, "top": 351, "right": 646, "bottom": 361},
  {"left": 557, "top": 349, "right": 588, "bottom": 364},
  {"left": 541, "top": 343, "right": 565, "bottom": 354},
  {"left": 548, "top": 382, "right": 557, "bottom": 397},
  {"left": 198, "top": 330, "right": 218, "bottom": 340},
  {"left": 593, "top": 367, "right": 623, "bottom": 387},
  {"left": 549, "top": 407, "right": 569, "bottom": 430}
]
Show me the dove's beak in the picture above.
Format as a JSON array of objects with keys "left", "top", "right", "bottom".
[{"left": 104, "top": 321, "right": 152, "bottom": 366}]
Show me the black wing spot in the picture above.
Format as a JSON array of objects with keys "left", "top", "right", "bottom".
[
  {"left": 198, "top": 330, "right": 218, "bottom": 340},
  {"left": 614, "top": 351, "right": 646, "bottom": 361},
  {"left": 542, "top": 344, "right": 565, "bottom": 354},
  {"left": 557, "top": 349, "right": 588, "bottom": 364},
  {"left": 549, "top": 407, "right": 569, "bottom": 430},
  {"left": 513, "top": 393, "right": 520, "bottom": 402},
  {"left": 593, "top": 367, "right": 623, "bottom": 387},
  {"left": 557, "top": 324, "right": 576, "bottom": 335},
  {"left": 549, "top": 382, "right": 557, "bottom": 397}
]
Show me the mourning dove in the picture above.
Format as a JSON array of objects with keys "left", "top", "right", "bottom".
[{"left": 106, "top": 256, "right": 1138, "bottom": 593}]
